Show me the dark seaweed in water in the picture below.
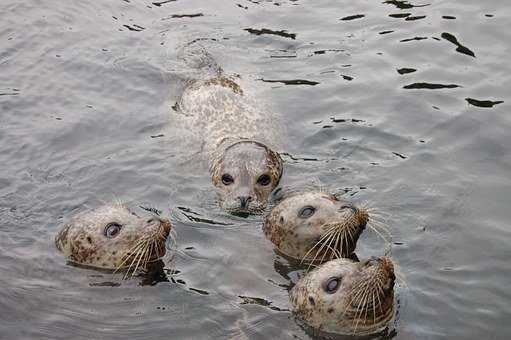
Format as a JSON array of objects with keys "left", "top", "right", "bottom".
[
  {"left": 465, "top": 98, "right": 504, "bottom": 108},
  {"left": 1, "top": 0, "right": 511, "bottom": 339},
  {"left": 441, "top": 32, "right": 476, "bottom": 57}
]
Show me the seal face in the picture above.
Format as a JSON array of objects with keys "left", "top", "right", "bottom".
[
  {"left": 211, "top": 140, "right": 283, "bottom": 215},
  {"left": 263, "top": 191, "right": 368, "bottom": 263},
  {"left": 290, "top": 257, "right": 395, "bottom": 335},
  {"left": 55, "top": 204, "right": 172, "bottom": 276}
]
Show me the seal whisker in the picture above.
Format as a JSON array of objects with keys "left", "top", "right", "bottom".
[
  {"left": 126, "top": 239, "right": 150, "bottom": 279},
  {"left": 307, "top": 226, "right": 340, "bottom": 268},
  {"left": 366, "top": 222, "right": 392, "bottom": 245},
  {"left": 300, "top": 224, "right": 339, "bottom": 265},
  {"left": 319, "top": 227, "right": 339, "bottom": 264},
  {"left": 352, "top": 285, "right": 371, "bottom": 333},
  {"left": 115, "top": 238, "right": 149, "bottom": 274},
  {"left": 131, "top": 240, "right": 150, "bottom": 278},
  {"left": 368, "top": 217, "right": 391, "bottom": 232}
]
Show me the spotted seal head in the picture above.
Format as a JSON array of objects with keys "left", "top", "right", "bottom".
[
  {"left": 263, "top": 191, "right": 368, "bottom": 263},
  {"left": 290, "top": 256, "right": 395, "bottom": 335},
  {"left": 211, "top": 140, "right": 283, "bottom": 215},
  {"left": 55, "top": 204, "right": 172, "bottom": 275}
]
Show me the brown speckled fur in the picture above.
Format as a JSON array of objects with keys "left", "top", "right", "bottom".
[
  {"left": 55, "top": 203, "right": 172, "bottom": 270},
  {"left": 263, "top": 191, "right": 368, "bottom": 262},
  {"left": 290, "top": 257, "right": 395, "bottom": 335}
]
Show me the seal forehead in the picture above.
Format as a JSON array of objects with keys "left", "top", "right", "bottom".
[
  {"left": 272, "top": 192, "right": 337, "bottom": 219},
  {"left": 221, "top": 143, "right": 272, "bottom": 171}
]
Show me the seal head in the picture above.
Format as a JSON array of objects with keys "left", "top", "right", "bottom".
[
  {"left": 290, "top": 256, "right": 395, "bottom": 335},
  {"left": 263, "top": 191, "right": 368, "bottom": 263},
  {"left": 211, "top": 140, "right": 283, "bottom": 215},
  {"left": 55, "top": 204, "right": 172, "bottom": 275}
]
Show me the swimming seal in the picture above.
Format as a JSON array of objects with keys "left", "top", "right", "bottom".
[
  {"left": 263, "top": 191, "right": 368, "bottom": 263},
  {"left": 177, "top": 46, "right": 283, "bottom": 215},
  {"left": 55, "top": 204, "right": 173, "bottom": 276},
  {"left": 290, "top": 256, "right": 395, "bottom": 336}
]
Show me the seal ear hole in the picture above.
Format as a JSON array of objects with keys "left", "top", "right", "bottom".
[
  {"left": 221, "top": 174, "right": 234, "bottom": 185},
  {"left": 279, "top": 216, "right": 284, "bottom": 224},
  {"left": 86, "top": 236, "right": 92, "bottom": 244}
]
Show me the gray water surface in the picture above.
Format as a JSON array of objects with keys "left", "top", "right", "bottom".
[{"left": 1, "top": 0, "right": 510, "bottom": 339}]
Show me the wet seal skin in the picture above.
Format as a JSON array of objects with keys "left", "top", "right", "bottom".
[
  {"left": 263, "top": 190, "right": 369, "bottom": 263},
  {"left": 55, "top": 203, "right": 173, "bottom": 278},
  {"left": 177, "top": 45, "right": 283, "bottom": 215},
  {"left": 290, "top": 257, "right": 396, "bottom": 336}
]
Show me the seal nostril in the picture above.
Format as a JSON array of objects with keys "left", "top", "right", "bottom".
[{"left": 239, "top": 196, "right": 252, "bottom": 209}]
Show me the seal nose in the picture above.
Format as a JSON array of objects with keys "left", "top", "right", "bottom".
[
  {"left": 239, "top": 196, "right": 253, "bottom": 209},
  {"left": 340, "top": 203, "right": 358, "bottom": 214},
  {"left": 363, "top": 256, "right": 381, "bottom": 267}
]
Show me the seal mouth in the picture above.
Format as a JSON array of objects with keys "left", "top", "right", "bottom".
[
  {"left": 227, "top": 202, "right": 267, "bottom": 216},
  {"left": 115, "top": 218, "right": 173, "bottom": 279},
  {"left": 300, "top": 207, "right": 368, "bottom": 264},
  {"left": 343, "top": 257, "right": 395, "bottom": 333}
]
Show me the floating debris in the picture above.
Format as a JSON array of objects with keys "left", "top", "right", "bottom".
[
  {"left": 465, "top": 98, "right": 503, "bottom": 108},
  {"left": 405, "top": 15, "right": 426, "bottom": 21},
  {"left": 123, "top": 24, "right": 145, "bottom": 32},
  {"left": 259, "top": 78, "right": 319, "bottom": 86},
  {"left": 152, "top": 0, "right": 177, "bottom": 7},
  {"left": 441, "top": 32, "right": 475, "bottom": 57},
  {"left": 397, "top": 68, "right": 417, "bottom": 75},
  {"left": 340, "top": 14, "right": 365, "bottom": 21},
  {"left": 389, "top": 13, "right": 411, "bottom": 18},
  {"left": 403, "top": 83, "right": 460, "bottom": 89},
  {"left": 189, "top": 288, "right": 209, "bottom": 295},
  {"left": 244, "top": 28, "right": 296, "bottom": 39},
  {"left": 383, "top": 0, "right": 430, "bottom": 10},
  {"left": 163, "top": 13, "right": 203, "bottom": 19},
  {"left": 400, "top": 36, "right": 427, "bottom": 42},
  {"left": 392, "top": 152, "right": 407, "bottom": 159}
]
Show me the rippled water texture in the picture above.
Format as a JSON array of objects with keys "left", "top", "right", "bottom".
[{"left": 1, "top": 0, "right": 510, "bottom": 339}]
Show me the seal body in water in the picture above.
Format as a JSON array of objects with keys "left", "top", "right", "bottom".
[
  {"left": 176, "top": 47, "right": 283, "bottom": 215},
  {"left": 55, "top": 204, "right": 172, "bottom": 276},
  {"left": 290, "top": 256, "right": 395, "bottom": 336},
  {"left": 263, "top": 191, "right": 368, "bottom": 263}
]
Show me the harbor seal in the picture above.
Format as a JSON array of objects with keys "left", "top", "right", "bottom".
[
  {"left": 55, "top": 203, "right": 173, "bottom": 277},
  {"left": 290, "top": 256, "right": 395, "bottom": 336},
  {"left": 263, "top": 191, "right": 368, "bottom": 263},
  {"left": 176, "top": 46, "right": 283, "bottom": 215}
]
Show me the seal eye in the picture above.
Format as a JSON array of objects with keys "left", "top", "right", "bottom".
[
  {"left": 298, "top": 206, "right": 315, "bottom": 218},
  {"left": 104, "top": 223, "right": 122, "bottom": 238},
  {"left": 325, "top": 277, "right": 341, "bottom": 294},
  {"left": 257, "top": 174, "right": 271, "bottom": 186},
  {"left": 221, "top": 174, "right": 234, "bottom": 185}
]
